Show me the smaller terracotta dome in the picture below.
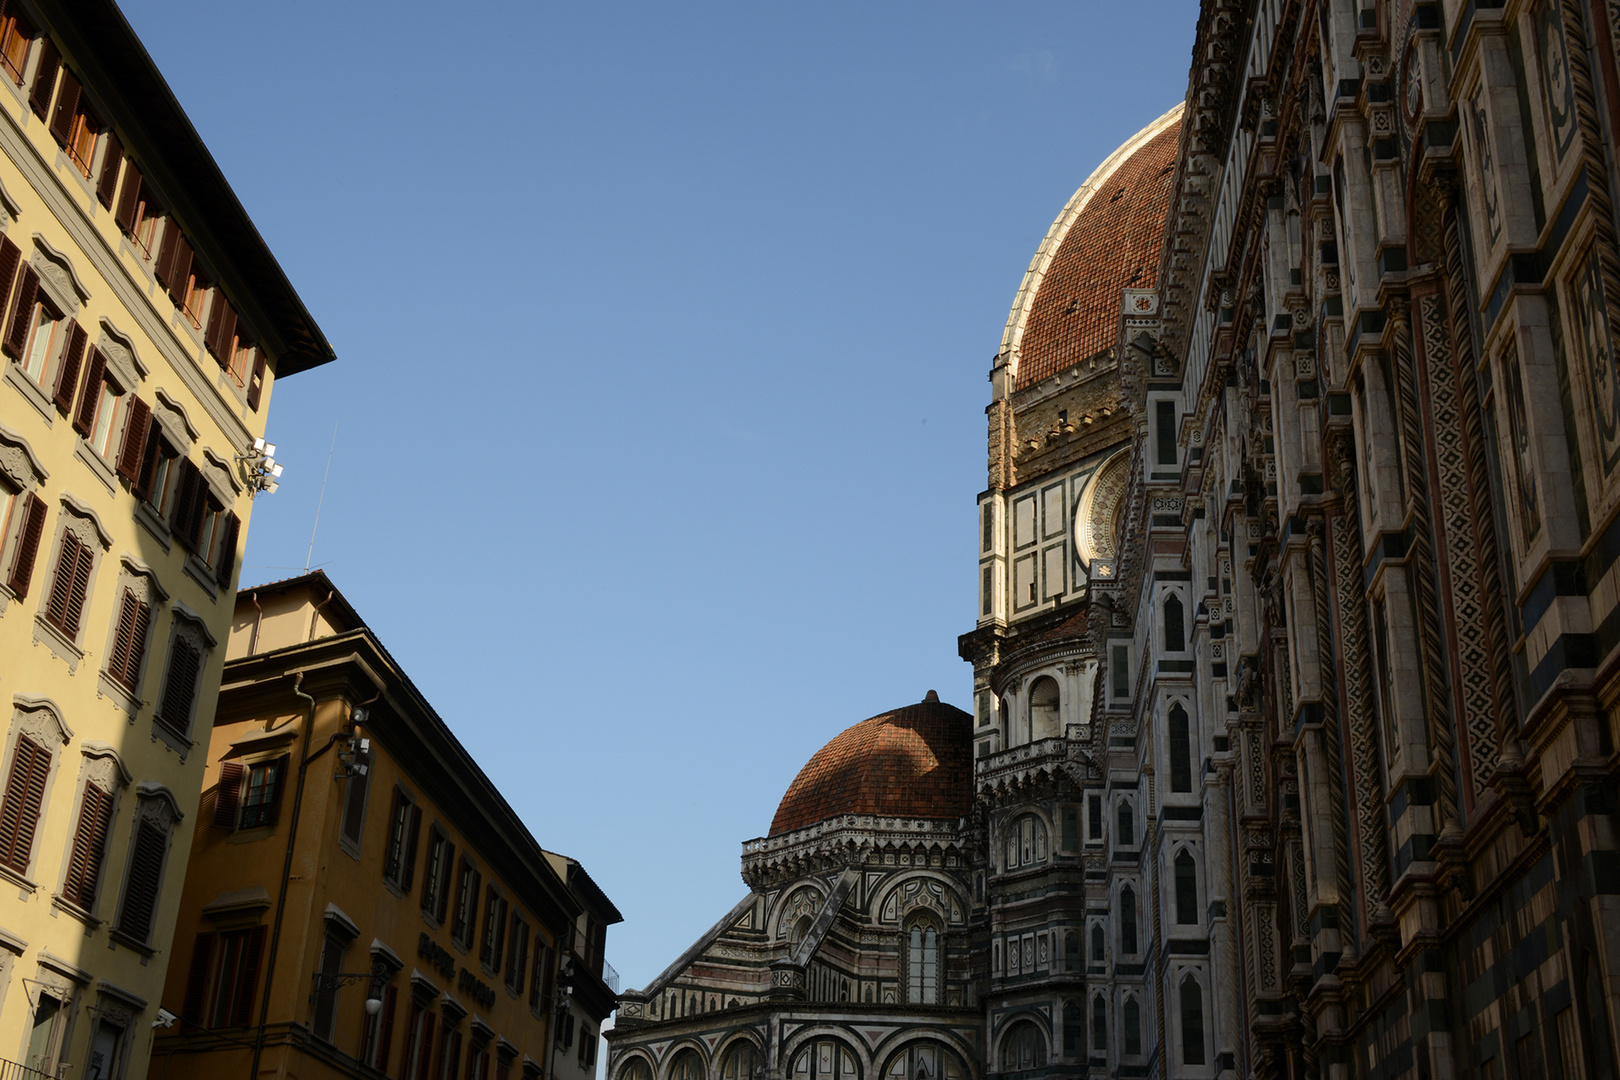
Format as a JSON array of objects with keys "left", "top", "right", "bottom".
[{"left": 769, "top": 695, "right": 973, "bottom": 837}]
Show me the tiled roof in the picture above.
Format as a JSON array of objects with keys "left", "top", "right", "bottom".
[
  {"left": 1015, "top": 120, "right": 1181, "bottom": 390},
  {"left": 769, "top": 694, "right": 973, "bottom": 836}
]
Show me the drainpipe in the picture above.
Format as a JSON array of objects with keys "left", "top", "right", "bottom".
[
  {"left": 248, "top": 590, "right": 264, "bottom": 656},
  {"left": 308, "top": 588, "right": 334, "bottom": 643},
  {"left": 249, "top": 672, "right": 340, "bottom": 1079}
]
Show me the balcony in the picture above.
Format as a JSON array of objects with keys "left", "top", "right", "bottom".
[
  {"left": 603, "top": 959, "right": 620, "bottom": 994},
  {"left": 0, "top": 1059, "right": 56, "bottom": 1080},
  {"left": 976, "top": 733, "right": 1089, "bottom": 792}
]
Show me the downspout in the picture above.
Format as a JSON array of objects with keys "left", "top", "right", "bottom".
[
  {"left": 248, "top": 590, "right": 264, "bottom": 656},
  {"left": 308, "top": 588, "right": 334, "bottom": 643},
  {"left": 249, "top": 672, "right": 341, "bottom": 1080}
]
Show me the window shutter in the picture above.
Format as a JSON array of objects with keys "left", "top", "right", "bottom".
[
  {"left": 264, "top": 754, "right": 290, "bottom": 826},
  {"left": 72, "top": 346, "right": 105, "bottom": 436},
  {"left": 246, "top": 350, "right": 267, "bottom": 410},
  {"left": 47, "top": 67, "right": 78, "bottom": 145},
  {"left": 162, "top": 233, "right": 192, "bottom": 304},
  {"left": 400, "top": 804, "right": 422, "bottom": 893},
  {"left": 182, "top": 933, "right": 215, "bottom": 1026},
  {"left": 205, "top": 293, "right": 236, "bottom": 362},
  {"left": 6, "top": 492, "right": 46, "bottom": 598},
  {"left": 27, "top": 38, "right": 56, "bottom": 117},
  {"left": 117, "top": 818, "right": 165, "bottom": 941},
  {"left": 3, "top": 264, "right": 36, "bottom": 358},
  {"left": 64, "top": 535, "right": 92, "bottom": 637},
  {"left": 0, "top": 235, "right": 19, "bottom": 322},
  {"left": 120, "top": 595, "right": 151, "bottom": 690},
  {"left": 172, "top": 459, "right": 202, "bottom": 549},
  {"left": 341, "top": 759, "right": 368, "bottom": 844},
  {"left": 115, "top": 395, "right": 150, "bottom": 482},
  {"left": 213, "top": 761, "right": 244, "bottom": 830},
  {"left": 44, "top": 532, "right": 82, "bottom": 633},
  {"left": 213, "top": 511, "right": 239, "bottom": 588},
  {"left": 384, "top": 790, "right": 405, "bottom": 881},
  {"left": 96, "top": 133, "right": 122, "bottom": 208},
  {"left": 107, "top": 587, "right": 138, "bottom": 686},
  {"left": 160, "top": 637, "right": 201, "bottom": 732},
  {"left": 231, "top": 925, "right": 266, "bottom": 1027},
  {"left": 154, "top": 224, "right": 180, "bottom": 290},
  {"left": 51, "top": 319, "right": 85, "bottom": 414},
  {"left": 419, "top": 1013, "right": 436, "bottom": 1080},
  {"left": 436, "top": 842, "right": 456, "bottom": 924},
  {"left": 114, "top": 161, "right": 141, "bottom": 234},
  {"left": 64, "top": 782, "right": 113, "bottom": 908},
  {"left": 377, "top": 985, "right": 398, "bottom": 1073},
  {"left": 134, "top": 429, "right": 162, "bottom": 502},
  {"left": 0, "top": 735, "right": 47, "bottom": 871}
]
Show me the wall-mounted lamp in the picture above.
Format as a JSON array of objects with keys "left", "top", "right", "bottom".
[{"left": 237, "top": 436, "right": 285, "bottom": 497}]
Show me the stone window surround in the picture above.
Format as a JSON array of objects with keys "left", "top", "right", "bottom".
[
  {"left": 95, "top": 552, "right": 167, "bottom": 717},
  {"left": 0, "top": 694, "right": 73, "bottom": 893},
  {"left": 107, "top": 782, "right": 182, "bottom": 955},
  {"left": 32, "top": 491, "right": 111, "bottom": 672},
  {"left": 50, "top": 740, "right": 131, "bottom": 928},
  {"left": 149, "top": 601, "right": 215, "bottom": 762},
  {"left": 0, "top": 418, "right": 48, "bottom": 616}
]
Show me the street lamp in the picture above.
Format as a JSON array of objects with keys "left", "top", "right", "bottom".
[{"left": 310, "top": 958, "right": 391, "bottom": 1014}]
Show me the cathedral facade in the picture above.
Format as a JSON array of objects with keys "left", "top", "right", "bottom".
[{"left": 606, "top": 0, "right": 1620, "bottom": 1076}]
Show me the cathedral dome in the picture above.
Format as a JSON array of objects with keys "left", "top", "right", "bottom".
[
  {"left": 769, "top": 693, "right": 973, "bottom": 836},
  {"left": 1000, "top": 103, "right": 1183, "bottom": 390}
]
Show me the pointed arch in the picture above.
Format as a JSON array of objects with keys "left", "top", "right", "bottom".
[
  {"left": 1175, "top": 849, "right": 1198, "bottom": 924},
  {"left": 1180, "top": 974, "right": 1206, "bottom": 1065}
]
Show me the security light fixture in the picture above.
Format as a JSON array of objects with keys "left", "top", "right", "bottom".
[{"left": 237, "top": 436, "right": 286, "bottom": 498}]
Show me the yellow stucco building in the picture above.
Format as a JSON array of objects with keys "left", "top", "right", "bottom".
[{"left": 0, "top": 1, "right": 331, "bottom": 1076}]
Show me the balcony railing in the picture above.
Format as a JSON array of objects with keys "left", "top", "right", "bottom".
[
  {"left": 602, "top": 959, "right": 619, "bottom": 993},
  {"left": 0, "top": 1058, "right": 58, "bottom": 1080}
]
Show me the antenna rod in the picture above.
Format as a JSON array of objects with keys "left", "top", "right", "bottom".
[{"left": 306, "top": 421, "right": 337, "bottom": 572}]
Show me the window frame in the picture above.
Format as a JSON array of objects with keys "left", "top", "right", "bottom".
[{"left": 0, "top": 9, "right": 33, "bottom": 86}]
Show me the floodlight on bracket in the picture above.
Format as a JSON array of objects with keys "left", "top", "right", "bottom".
[{"left": 237, "top": 436, "right": 285, "bottom": 497}]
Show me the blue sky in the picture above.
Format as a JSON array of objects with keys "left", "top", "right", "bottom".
[{"left": 120, "top": 0, "right": 1198, "bottom": 998}]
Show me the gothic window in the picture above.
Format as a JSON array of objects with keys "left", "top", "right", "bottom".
[
  {"left": 791, "top": 1039, "right": 858, "bottom": 1080},
  {"left": 1124, "top": 996, "right": 1142, "bottom": 1055},
  {"left": 1169, "top": 704, "right": 1193, "bottom": 792},
  {"left": 905, "top": 918, "right": 940, "bottom": 1004},
  {"left": 1091, "top": 995, "right": 1107, "bottom": 1052},
  {"left": 1155, "top": 399, "right": 1177, "bottom": 465},
  {"left": 1063, "top": 931, "right": 1079, "bottom": 970},
  {"left": 620, "top": 1060, "right": 653, "bottom": 1080},
  {"left": 1004, "top": 814, "right": 1048, "bottom": 870},
  {"left": 1029, "top": 677, "right": 1060, "bottom": 740},
  {"left": 1175, "top": 850, "right": 1198, "bottom": 924},
  {"left": 1163, "top": 592, "right": 1185, "bottom": 652},
  {"left": 1062, "top": 1001, "right": 1084, "bottom": 1057},
  {"left": 1090, "top": 925, "right": 1104, "bottom": 965},
  {"left": 671, "top": 1050, "right": 704, "bottom": 1080},
  {"left": 721, "top": 1043, "right": 759, "bottom": 1080},
  {"left": 998, "top": 1021, "right": 1046, "bottom": 1072},
  {"left": 1180, "top": 975, "right": 1206, "bottom": 1065},
  {"left": 1116, "top": 801, "right": 1134, "bottom": 848},
  {"left": 1121, "top": 886, "right": 1138, "bottom": 954},
  {"left": 1088, "top": 794, "right": 1102, "bottom": 840},
  {"left": 883, "top": 1042, "right": 965, "bottom": 1080}
]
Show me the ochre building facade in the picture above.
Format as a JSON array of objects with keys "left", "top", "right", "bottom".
[{"left": 0, "top": 1, "right": 329, "bottom": 1077}]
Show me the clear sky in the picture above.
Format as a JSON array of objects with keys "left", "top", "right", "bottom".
[{"left": 120, "top": 0, "right": 1198, "bottom": 1003}]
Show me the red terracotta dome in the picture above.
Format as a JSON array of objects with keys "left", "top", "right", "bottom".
[
  {"left": 1002, "top": 105, "right": 1184, "bottom": 390},
  {"left": 769, "top": 693, "right": 973, "bottom": 837}
]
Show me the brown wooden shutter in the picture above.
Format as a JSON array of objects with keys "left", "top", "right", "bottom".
[
  {"left": 244, "top": 350, "right": 267, "bottom": 411},
  {"left": 0, "top": 735, "right": 47, "bottom": 871},
  {"left": 436, "top": 841, "right": 456, "bottom": 924},
  {"left": 51, "top": 319, "right": 86, "bottom": 414},
  {"left": 134, "top": 428, "right": 162, "bottom": 502},
  {"left": 63, "top": 782, "right": 112, "bottom": 908},
  {"left": 160, "top": 638, "right": 201, "bottom": 731},
  {"left": 400, "top": 804, "right": 422, "bottom": 893},
  {"left": 213, "top": 761, "right": 244, "bottom": 830},
  {"left": 377, "top": 985, "right": 398, "bottom": 1073},
  {"left": 3, "top": 264, "right": 35, "bottom": 358},
  {"left": 27, "top": 39, "right": 56, "bottom": 117},
  {"left": 107, "top": 587, "right": 138, "bottom": 686},
  {"left": 47, "top": 67, "right": 78, "bottom": 145},
  {"left": 419, "top": 1012, "right": 436, "bottom": 1080},
  {"left": 96, "top": 133, "right": 122, "bottom": 208},
  {"left": 117, "top": 818, "right": 165, "bottom": 941},
  {"left": 44, "top": 532, "right": 81, "bottom": 632},
  {"left": 264, "top": 754, "right": 289, "bottom": 826},
  {"left": 171, "top": 459, "right": 202, "bottom": 549},
  {"left": 205, "top": 293, "right": 236, "bottom": 362},
  {"left": 72, "top": 345, "right": 104, "bottom": 435},
  {"left": 116, "top": 395, "right": 151, "bottom": 482},
  {"left": 162, "top": 233, "right": 192, "bottom": 303},
  {"left": 6, "top": 492, "right": 45, "bottom": 598},
  {"left": 231, "top": 925, "right": 266, "bottom": 1026},
  {"left": 154, "top": 225, "right": 179, "bottom": 289},
  {"left": 181, "top": 933, "right": 215, "bottom": 1026},
  {"left": 0, "top": 235, "right": 21, "bottom": 336},
  {"left": 213, "top": 511, "right": 239, "bottom": 588},
  {"left": 114, "top": 162, "right": 141, "bottom": 234}
]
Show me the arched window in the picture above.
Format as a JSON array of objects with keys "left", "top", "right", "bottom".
[
  {"left": 1124, "top": 996, "right": 1141, "bottom": 1055},
  {"left": 1168, "top": 704, "right": 1192, "bottom": 792},
  {"left": 883, "top": 1041, "right": 965, "bottom": 1080},
  {"left": 1175, "top": 850, "right": 1198, "bottom": 924},
  {"left": 671, "top": 1051, "right": 704, "bottom": 1080},
  {"left": 905, "top": 919, "right": 940, "bottom": 1004},
  {"left": 1116, "top": 801, "right": 1133, "bottom": 848},
  {"left": 1062, "top": 1000, "right": 1084, "bottom": 1057},
  {"left": 1029, "top": 677, "right": 1061, "bottom": 740},
  {"left": 791, "top": 1040, "right": 858, "bottom": 1080},
  {"left": 1091, "top": 995, "right": 1107, "bottom": 1052},
  {"left": 1163, "top": 592, "right": 1184, "bottom": 652},
  {"left": 1004, "top": 814, "right": 1048, "bottom": 870},
  {"left": 720, "top": 1043, "right": 759, "bottom": 1080},
  {"left": 999, "top": 1021, "right": 1046, "bottom": 1072},
  {"left": 1180, "top": 975, "right": 1206, "bottom": 1065},
  {"left": 1121, "top": 886, "right": 1138, "bottom": 954},
  {"left": 621, "top": 1059, "right": 654, "bottom": 1080},
  {"left": 1064, "top": 932, "right": 1080, "bottom": 971},
  {"left": 1090, "top": 924, "right": 1104, "bottom": 965}
]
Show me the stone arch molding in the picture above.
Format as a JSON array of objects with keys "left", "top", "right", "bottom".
[
  {"left": 615, "top": 1050, "right": 656, "bottom": 1080},
  {"left": 12, "top": 694, "right": 73, "bottom": 746},
  {"left": 1073, "top": 448, "right": 1130, "bottom": 574},
  {"left": 659, "top": 1039, "right": 710, "bottom": 1080},
  {"left": 875, "top": 874, "right": 965, "bottom": 927},
  {"left": 780, "top": 1027, "right": 871, "bottom": 1079},
  {"left": 773, "top": 883, "right": 826, "bottom": 940},
  {"left": 869, "top": 1032, "right": 977, "bottom": 1078}
]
